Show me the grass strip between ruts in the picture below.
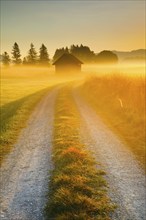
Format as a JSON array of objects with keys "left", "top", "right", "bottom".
[{"left": 45, "top": 86, "right": 115, "bottom": 220}]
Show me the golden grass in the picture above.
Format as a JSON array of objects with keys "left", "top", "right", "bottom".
[
  {"left": 0, "top": 66, "right": 85, "bottom": 165},
  {"left": 0, "top": 66, "right": 58, "bottom": 165},
  {"left": 82, "top": 63, "right": 146, "bottom": 77},
  {"left": 45, "top": 86, "right": 115, "bottom": 219},
  {"left": 80, "top": 73, "right": 145, "bottom": 169},
  {"left": 0, "top": 66, "right": 57, "bottom": 106}
]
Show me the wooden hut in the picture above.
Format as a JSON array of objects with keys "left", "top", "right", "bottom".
[{"left": 53, "top": 53, "right": 83, "bottom": 74}]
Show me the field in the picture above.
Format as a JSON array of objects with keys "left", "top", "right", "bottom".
[
  {"left": 0, "top": 66, "right": 58, "bottom": 164},
  {"left": 0, "top": 66, "right": 86, "bottom": 165},
  {"left": 82, "top": 63, "right": 145, "bottom": 77},
  {"left": 0, "top": 64, "right": 145, "bottom": 219},
  {"left": 79, "top": 70, "right": 145, "bottom": 168}
]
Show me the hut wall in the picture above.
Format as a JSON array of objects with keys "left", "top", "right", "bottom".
[{"left": 55, "top": 63, "right": 81, "bottom": 73}]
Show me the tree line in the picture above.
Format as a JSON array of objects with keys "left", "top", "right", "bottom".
[
  {"left": 1, "top": 43, "right": 118, "bottom": 66},
  {"left": 53, "top": 44, "right": 118, "bottom": 64},
  {"left": 1, "top": 43, "right": 50, "bottom": 66}
]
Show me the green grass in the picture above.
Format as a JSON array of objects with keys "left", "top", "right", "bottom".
[
  {"left": 0, "top": 66, "right": 57, "bottom": 165},
  {"left": 0, "top": 66, "right": 56, "bottom": 106},
  {"left": 80, "top": 74, "right": 145, "bottom": 169},
  {"left": 45, "top": 86, "right": 115, "bottom": 220},
  {"left": 0, "top": 88, "right": 54, "bottom": 165}
]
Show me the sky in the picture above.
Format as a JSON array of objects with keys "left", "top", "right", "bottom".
[{"left": 0, "top": 0, "right": 145, "bottom": 58}]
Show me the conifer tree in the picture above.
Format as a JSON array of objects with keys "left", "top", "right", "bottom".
[
  {"left": 23, "top": 57, "right": 28, "bottom": 65},
  {"left": 27, "top": 43, "right": 37, "bottom": 65},
  {"left": 70, "top": 44, "right": 95, "bottom": 63},
  {"left": 11, "top": 42, "right": 22, "bottom": 64},
  {"left": 2, "top": 52, "right": 11, "bottom": 66},
  {"left": 39, "top": 44, "right": 50, "bottom": 65},
  {"left": 53, "top": 47, "right": 68, "bottom": 62}
]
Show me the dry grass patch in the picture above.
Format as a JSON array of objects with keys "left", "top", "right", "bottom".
[
  {"left": 45, "top": 87, "right": 115, "bottom": 219},
  {"left": 80, "top": 74, "right": 145, "bottom": 168}
]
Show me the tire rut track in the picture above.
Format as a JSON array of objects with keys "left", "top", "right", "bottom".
[
  {"left": 73, "top": 88, "right": 146, "bottom": 220},
  {"left": 0, "top": 88, "right": 59, "bottom": 220}
]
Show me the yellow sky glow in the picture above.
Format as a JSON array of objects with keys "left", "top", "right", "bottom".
[{"left": 1, "top": 0, "right": 145, "bottom": 58}]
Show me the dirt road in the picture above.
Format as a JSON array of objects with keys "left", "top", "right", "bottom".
[
  {"left": 0, "top": 89, "right": 58, "bottom": 220},
  {"left": 1, "top": 85, "right": 145, "bottom": 220},
  {"left": 73, "top": 89, "right": 146, "bottom": 220}
]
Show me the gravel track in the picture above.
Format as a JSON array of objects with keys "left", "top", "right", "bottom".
[
  {"left": 0, "top": 88, "right": 58, "bottom": 220},
  {"left": 73, "top": 89, "right": 146, "bottom": 220}
]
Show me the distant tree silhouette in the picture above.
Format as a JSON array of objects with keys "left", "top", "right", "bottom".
[
  {"left": 11, "top": 42, "right": 22, "bottom": 64},
  {"left": 70, "top": 44, "right": 95, "bottom": 63},
  {"left": 53, "top": 47, "right": 69, "bottom": 62},
  {"left": 64, "top": 47, "right": 69, "bottom": 53},
  {"left": 27, "top": 43, "right": 38, "bottom": 65},
  {"left": 96, "top": 50, "right": 118, "bottom": 64},
  {"left": 53, "top": 45, "right": 95, "bottom": 63},
  {"left": 2, "top": 52, "right": 11, "bottom": 66},
  {"left": 39, "top": 44, "right": 50, "bottom": 65},
  {"left": 22, "top": 57, "right": 28, "bottom": 65},
  {"left": 2, "top": 43, "right": 121, "bottom": 65}
]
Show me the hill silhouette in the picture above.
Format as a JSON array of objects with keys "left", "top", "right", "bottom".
[{"left": 113, "top": 49, "right": 146, "bottom": 62}]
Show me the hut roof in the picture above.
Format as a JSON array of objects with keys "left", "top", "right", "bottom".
[{"left": 53, "top": 53, "right": 83, "bottom": 65}]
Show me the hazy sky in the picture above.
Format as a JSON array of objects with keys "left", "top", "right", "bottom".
[{"left": 1, "top": 0, "right": 145, "bottom": 58}]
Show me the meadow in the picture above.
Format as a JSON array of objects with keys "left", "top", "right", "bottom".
[
  {"left": 1, "top": 66, "right": 59, "bottom": 106},
  {"left": 80, "top": 66, "right": 145, "bottom": 168},
  {"left": 82, "top": 63, "right": 145, "bottom": 76},
  {"left": 1, "top": 64, "right": 145, "bottom": 167},
  {"left": 0, "top": 64, "right": 145, "bottom": 219},
  {"left": 0, "top": 66, "right": 59, "bottom": 165}
]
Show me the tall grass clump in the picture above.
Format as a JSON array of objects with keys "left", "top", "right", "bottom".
[
  {"left": 46, "top": 87, "right": 115, "bottom": 220},
  {"left": 80, "top": 74, "right": 145, "bottom": 168}
]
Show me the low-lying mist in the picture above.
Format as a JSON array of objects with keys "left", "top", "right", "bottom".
[{"left": 1, "top": 62, "right": 145, "bottom": 79}]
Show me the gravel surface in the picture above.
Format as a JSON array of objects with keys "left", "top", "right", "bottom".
[
  {"left": 73, "top": 89, "right": 146, "bottom": 220},
  {"left": 0, "top": 89, "right": 58, "bottom": 220}
]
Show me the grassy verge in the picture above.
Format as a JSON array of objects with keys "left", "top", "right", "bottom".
[
  {"left": 46, "top": 86, "right": 115, "bottom": 220},
  {"left": 79, "top": 74, "right": 145, "bottom": 169},
  {"left": 0, "top": 87, "right": 54, "bottom": 165},
  {"left": 1, "top": 66, "right": 55, "bottom": 107},
  {"left": 0, "top": 66, "right": 59, "bottom": 165}
]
